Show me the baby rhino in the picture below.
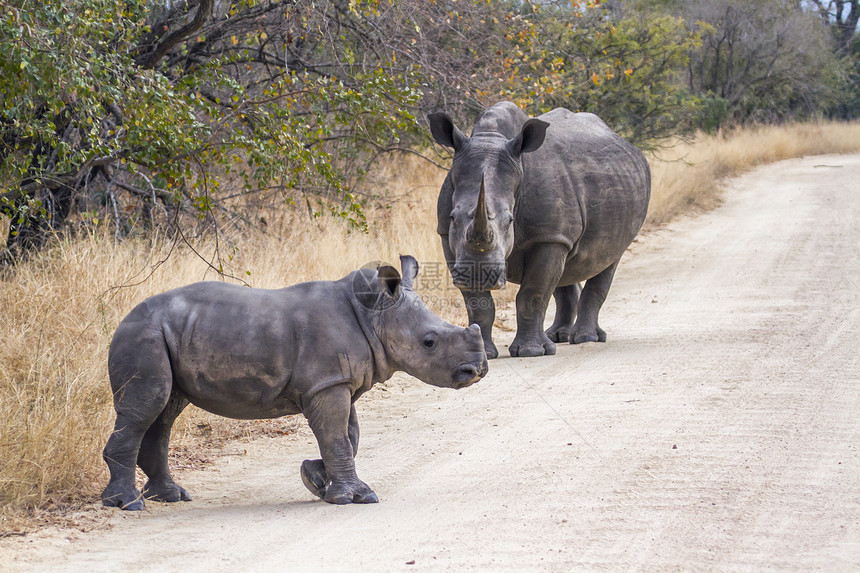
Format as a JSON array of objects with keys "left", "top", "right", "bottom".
[{"left": 102, "top": 255, "right": 487, "bottom": 510}]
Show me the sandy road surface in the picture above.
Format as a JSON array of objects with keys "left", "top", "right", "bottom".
[{"left": 3, "top": 154, "right": 859, "bottom": 572}]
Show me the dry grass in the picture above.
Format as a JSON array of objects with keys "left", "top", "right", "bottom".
[
  {"left": 647, "top": 121, "right": 860, "bottom": 226},
  {"left": 1, "top": 120, "right": 859, "bottom": 532}
]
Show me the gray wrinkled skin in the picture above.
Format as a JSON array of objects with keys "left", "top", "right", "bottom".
[
  {"left": 101, "top": 256, "right": 487, "bottom": 510},
  {"left": 428, "top": 102, "right": 651, "bottom": 358}
]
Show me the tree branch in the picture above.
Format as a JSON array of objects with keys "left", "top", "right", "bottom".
[{"left": 135, "top": 0, "right": 215, "bottom": 69}]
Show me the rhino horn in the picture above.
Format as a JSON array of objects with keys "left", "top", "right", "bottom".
[{"left": 467, "top": 176, "right": 494, "bottom": 251}]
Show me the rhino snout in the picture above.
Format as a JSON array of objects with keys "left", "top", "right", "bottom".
[
  {"left": 452, "top": 325, "right": 488, "bottom": 388},
  {"left": 452, "top": 360, "right": 487, "bottom": 388}
]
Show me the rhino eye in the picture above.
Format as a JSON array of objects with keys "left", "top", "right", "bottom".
[{"left": 423, "top": 334, "right": 438, "bottom": 349}]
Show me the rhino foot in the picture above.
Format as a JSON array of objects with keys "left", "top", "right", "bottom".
[
  {"left": 546, "top": 327, "right": 571, "bottom": 343},
  {"left": 102, "top": 484, "right": 146, "bottom": 511},
  {"left": 301, "top": 459, "right": 328, "bottom": 500},
  {"left": 143, "top": 479, "right": 192, "bottom": 503},
  {"left": 301, "top": 460, "right": 378, "bottom": 504},
  {"left": 572, "top": 326, "right": 606, "bottom": 344},
  {"left": 325, "top": 481, "right": 379, "bottom": 505},
  {"left": 485, "top": 339, "right": 499, "bottom": 360},
  {"left": 509, "top": 337, "right": 556, "bottom": 357}
]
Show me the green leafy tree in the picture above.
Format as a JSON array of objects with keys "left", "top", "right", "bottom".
[
  {"left": 640, "top": 0, "right": 842, "bottom": 127},
  {"left": 1, "top": 0, "right": 725, "bottom": 263},
  {"left": 804, "top": 1, "right": 860, "bottom": 119},
  {"left": 806, "top": 0, "right": 859, "bottom": 54},
  {"left": 493, "top": 2, "right": 703, "bottom": 146},
  {"left": 0, "top": 0, "right": 422, "bottom": 261},
  {"left": 829, "top": 35, "right": 860, "bottom": 118},
  {"left": 369, "top": 0, "right": 704, "bottom": 147}
]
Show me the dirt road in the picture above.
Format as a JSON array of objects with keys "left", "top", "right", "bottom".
[{"left": 4, "top": 154, "right": 859, "bottom": 571}]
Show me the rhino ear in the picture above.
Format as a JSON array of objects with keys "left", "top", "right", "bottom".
[
  {"left": 377, "top": 265, "right": 402, "bottom": 298},
  {"left": 399, "top": 255, "right": 419, "bottom": 290},
  {"left": 428, "top": 112, "right": 468, "bottom": 152},
  {"left": 507, "top": 118, "right": 549, "bottom": 158}
]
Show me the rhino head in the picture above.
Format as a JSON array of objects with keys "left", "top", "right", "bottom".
[
  {"left": 428, "top": 112, "right": 549, "bottom": 290},
  {"left": 352, "top": 255, "right": 488, "bottom": 388}
]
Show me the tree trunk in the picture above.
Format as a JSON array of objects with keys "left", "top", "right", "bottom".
[{"left": 2, "top": 184, "right": 74, "bottom": 263}]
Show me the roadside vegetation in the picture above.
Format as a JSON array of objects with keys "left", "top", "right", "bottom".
[{"left": 1, "top": 0, "right": 859, "bottom": 532}]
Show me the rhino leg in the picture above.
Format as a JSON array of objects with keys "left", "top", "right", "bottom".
[
  {"left": 102, "top": 415, "right": 149, "bottom": 511},
  {"left": 304, "top": 386, "right": 377, "bottom": 505},
  {"left": 572, "top": 260, "right": 618, "bottom": 344},
  {"left": 462, "top": 290, "right": 498, "bottom": 359},
  {"left": 139, "top": 390, "right": 192, "bottom": 503},
  {"left": 301, "top": 404, "right": 360, "bottom": 500},
  {"left": 510, "top": 243, "right": 568, "bottom": 357},
  {"left": 546, "top": 283, "right": 581, "bottom": 343},
  {"left": 102, "top": 338, "right": 174, "bottom": 511}
]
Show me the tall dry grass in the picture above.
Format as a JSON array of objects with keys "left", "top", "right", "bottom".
[
  {"left": 646, "top": 122, "right": 860, "bottom": 226},
  {"left": 1, "top": 121, "right": 859, "bottom": 530}
]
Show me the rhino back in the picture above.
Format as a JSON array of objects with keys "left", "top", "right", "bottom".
[
  {"left": 110, "top": 281, "right": 372, "bottom": 418},
  {"left": 512, "top": 109, "right": 650, "bottom": 284}
]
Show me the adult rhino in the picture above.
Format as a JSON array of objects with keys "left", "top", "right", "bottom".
[
  {"left": 428, "top": 101, "right": 650, "bottom": 358},
  {"left": 102, "top": 256, "right": 487, "bottom": 510}
]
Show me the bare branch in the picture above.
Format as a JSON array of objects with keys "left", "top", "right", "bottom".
[{"left": 135, "top": 0, "right": 215, "bottom": 69}]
